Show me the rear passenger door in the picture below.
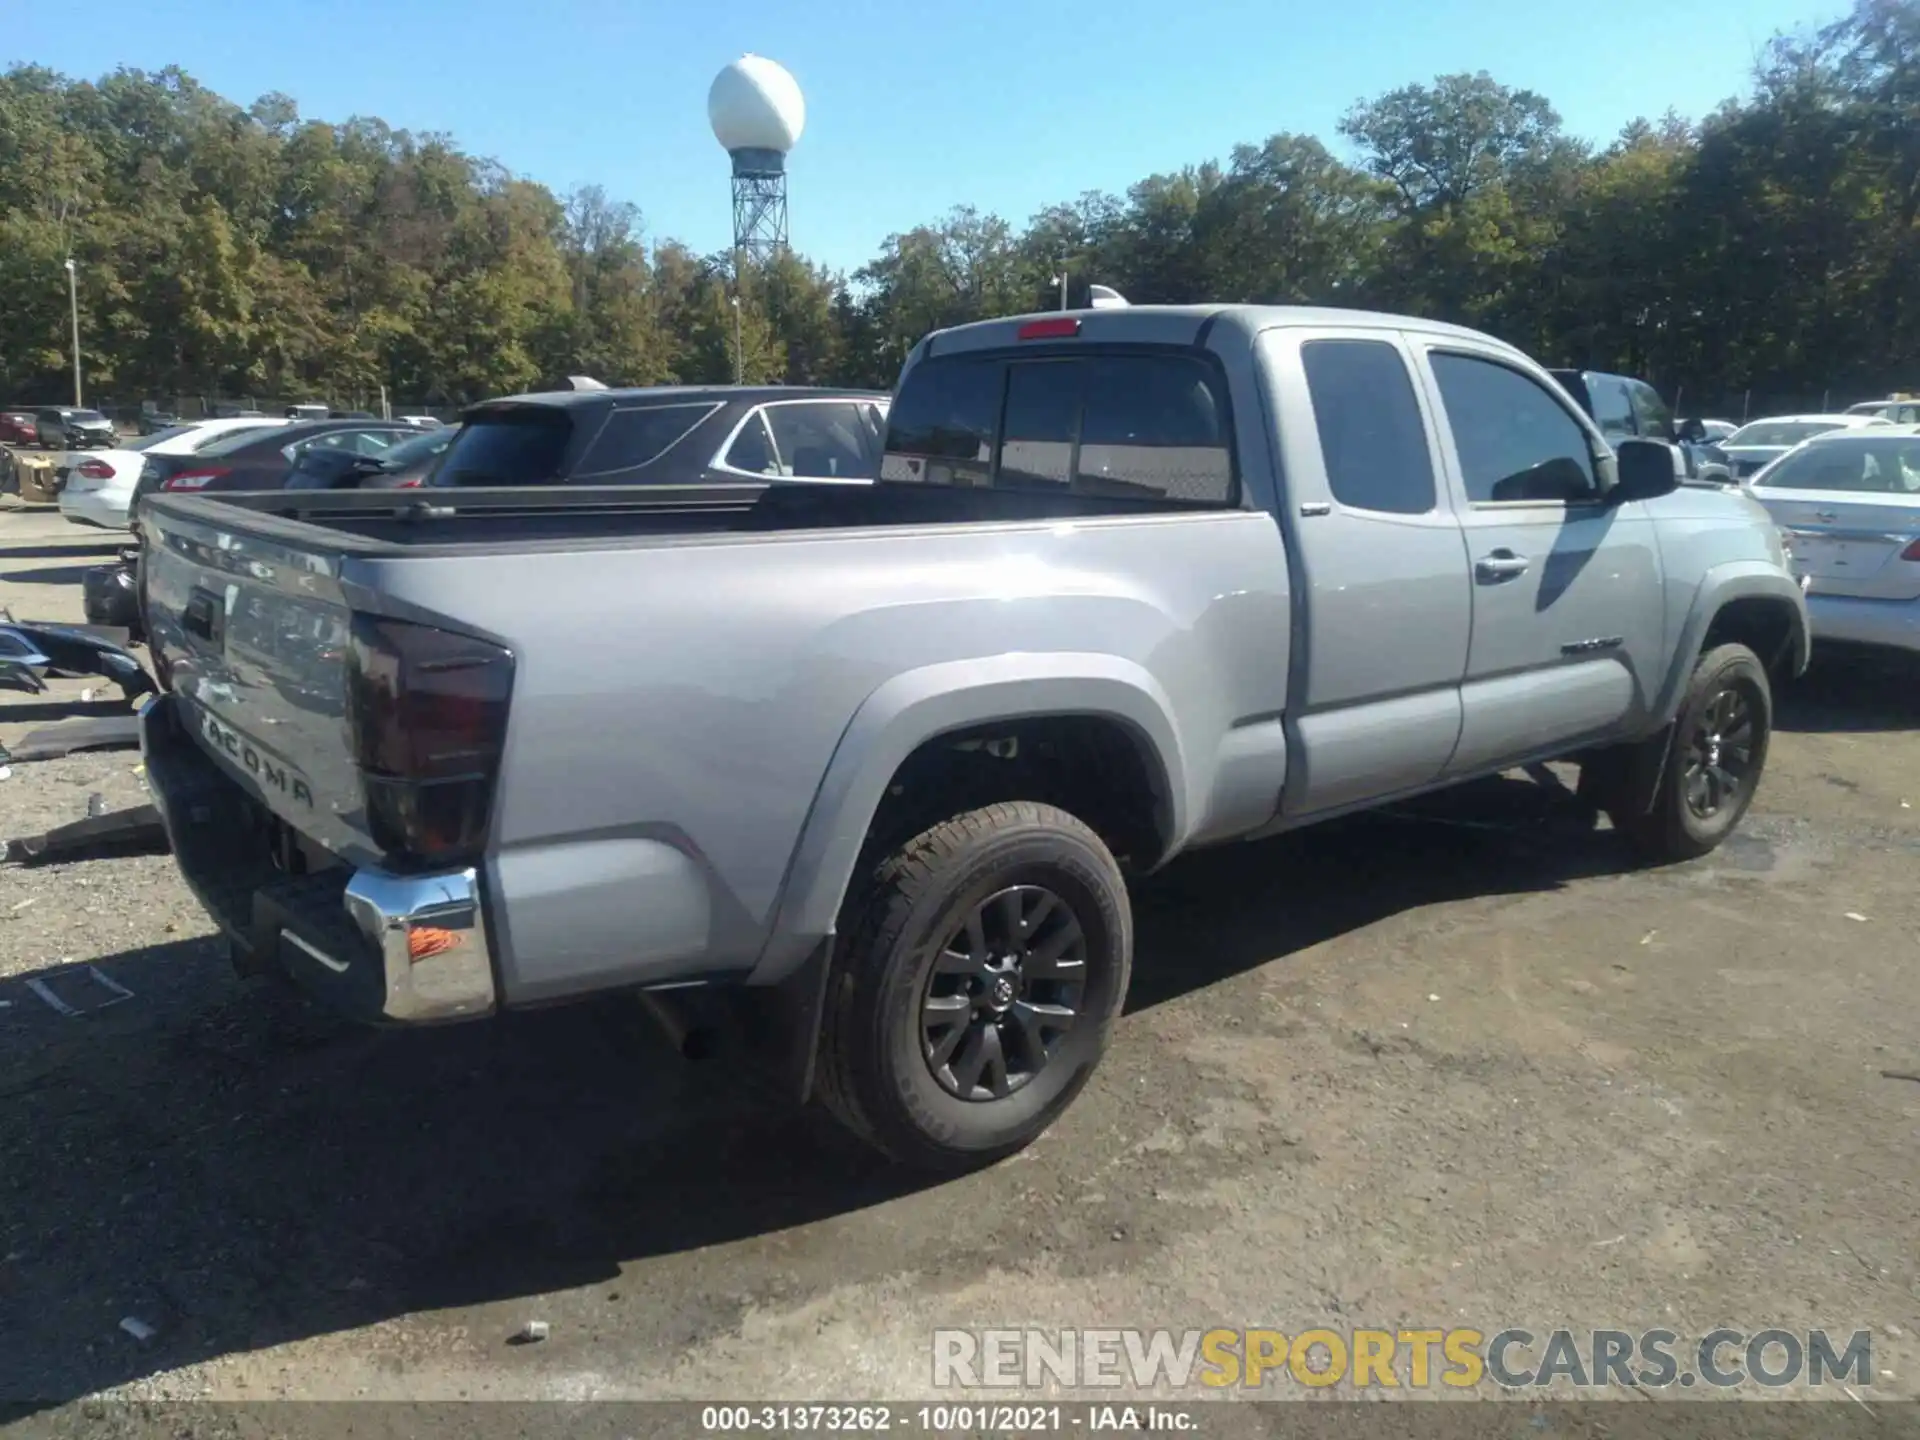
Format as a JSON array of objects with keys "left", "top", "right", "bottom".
[
  {"left": 1260, "top": 328, "right": 1473, "bottom": 816},
  {"left": 1417, "top": 346, "right": 1664, "bottom": 775}
]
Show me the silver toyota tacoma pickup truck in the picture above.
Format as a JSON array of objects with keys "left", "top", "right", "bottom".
[{"left": 136, "top": 305, "right": 1809, "bottom": 1170}]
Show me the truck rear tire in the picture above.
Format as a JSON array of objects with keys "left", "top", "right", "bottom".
[
  {"left": 817, "top": 802, "right": 1131, "bottom": 1171},
  {"left": 1613, "top": 642, "right": 1772, "bottom": 862}
]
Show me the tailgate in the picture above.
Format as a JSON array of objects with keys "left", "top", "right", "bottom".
[
  {"left": 143, "top": 500, "right": 373, "bottom": 861},
  {"left": 1755, "top": 486, "right": 1920, "bottom": 600}
]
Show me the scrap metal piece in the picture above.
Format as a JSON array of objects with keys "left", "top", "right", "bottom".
[
  {"left": 0, "top": 627, "right": 52, "bottom": 692},
  {"left": 0, "top": 614, "right": 153, "bottom": 701},
  {"left": 0, "top": 659, "right": 47, "bottom": 695},
  {"left": 3, "top": 802, "right": 167, "bottom": 866}
]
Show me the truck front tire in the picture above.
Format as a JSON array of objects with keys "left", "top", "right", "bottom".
[
  {"left": 1611, "top": 642, "right": 1772, "bottom": 862},
  {"left": 817, "top": 802, "right": 1132, "bottom": 1171}
]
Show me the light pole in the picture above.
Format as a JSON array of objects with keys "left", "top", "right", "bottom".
[
  {"left": 731, "top": 294, "right": 743, "bottom": 384},
  {"left": 64, "top": 257, "right": 82, "bottom": 407}
]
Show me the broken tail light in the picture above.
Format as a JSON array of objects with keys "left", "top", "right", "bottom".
[{"left": 344, "top": 615, "right": 514, "bottom": 871}]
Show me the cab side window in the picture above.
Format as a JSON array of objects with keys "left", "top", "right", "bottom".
[
  {"left": 1301, "top": 338, "right": 1437, "bottom": 515},
  {"left": 1432, "top": 353, "right": 1599, "bottom": 504}
]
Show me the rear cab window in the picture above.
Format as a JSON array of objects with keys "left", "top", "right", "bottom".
[{"left": 882, "top": 349, "right": 1236, "bottom": 505}]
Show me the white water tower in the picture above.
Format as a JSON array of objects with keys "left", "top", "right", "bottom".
[{"left": 708, "top": 54, "right": 806, "bottom": 262}]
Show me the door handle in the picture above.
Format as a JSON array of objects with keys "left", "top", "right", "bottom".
[{"left": 1475, "top": 550, "right": 1531, "bottom": 583}]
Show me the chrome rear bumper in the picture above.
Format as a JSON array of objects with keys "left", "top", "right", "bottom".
[
  {"left": 140, "top": 693, "right": 497, "bottom": 1023},
  {"left": 342, "top": 868, "right": 495, "bottom": 1022}
]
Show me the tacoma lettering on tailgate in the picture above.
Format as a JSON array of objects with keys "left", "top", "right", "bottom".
[{"left": 200, "top": 708, "right": 315, "bottom": 807}]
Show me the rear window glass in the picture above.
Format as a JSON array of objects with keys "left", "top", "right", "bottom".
[
  {"left": 881, "top": 358, "right": 1001, "bottom": 487},
  {"left": 190, "top": 423, "right": 276, "bottom": 453},
  {"left": 129, "top": 425, "right": 195, "bottom": 452},
  {"left": 575, "top": 403, "right": 717, "bottom": 476},
  {"left": 1757, "top": 439, "right": 1920, "bottom": 493},
  {"left": 381, "top": 427, "right": 455, "bottom": 468},
  {"left": 195, "top": 424, "right": 298, "bottom": 458},
  {"left": 1000, "top": 362, "right": 1079, "bottom": 487},
  {"left": 882, "top": 350, "right": 1236, "bottom": 504},
  {"left": 1302, "top": 339, "right": 1436, "bottom": 515},
  {"left": 437, "top": 410, "right": 573, "bottom": 485},
  {"left": 1728, "top": 420, "right": 1846, "bottom": 447}
]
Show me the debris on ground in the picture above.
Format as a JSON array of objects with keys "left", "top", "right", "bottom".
[
  {"left": 0, "top": 611, "right": 153, "bottom": 701},
  {"left": 4, "top": 716, "right": 142, "bottom": 764},
  {"left": 25, "top": 967, "right": 136, "bottom": 1018},
  {"left": 117, "top": 1316, "right": 156, "bottom": 1343},
  {"left": 3, "top": 801, "right": 167, "bottom": 866},
  {"left": 510, "top": 1320, "right": 551, "bottom": 1345}
]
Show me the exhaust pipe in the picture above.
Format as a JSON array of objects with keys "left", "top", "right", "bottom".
[{"left": 634, "top": 988, "right": 723, "bottom": 1061}]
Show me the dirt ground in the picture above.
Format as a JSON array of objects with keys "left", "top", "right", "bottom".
[{"left": 3, "top": 501, "right": 1920, "bottom": 1423}]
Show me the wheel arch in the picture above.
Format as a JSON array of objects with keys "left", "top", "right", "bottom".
[
  {"left": 1653, "top": 565, "right": 1808, "bottom": 725},
  {"left": 751, "top": 654, "right": 1189, "bottom": 984}
]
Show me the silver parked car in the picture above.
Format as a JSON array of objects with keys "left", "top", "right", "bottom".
[{"left": 1748, "top": 429, "right": 1920, "bottom": 657}]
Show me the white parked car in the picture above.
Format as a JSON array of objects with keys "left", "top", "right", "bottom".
[
  {"left": 58, "top": 418, "right": 291, "bottom": 530},
  {"left": 1717, "top": 413, "right": 1892, "bottom": 482},
  {"left": 1747, "top": 428, "right": 1920, "bottom": 657},
  {"left": 1843, "top": 397, "right": 1920, "bottom": 424}
]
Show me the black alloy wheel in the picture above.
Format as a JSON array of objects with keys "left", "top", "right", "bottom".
[
  {"left": 1682, "top": 683, "right": 1758, "bottom": 819},
  {"left": 919, "top": 884, "right": 1086, "bottom": 1101}
]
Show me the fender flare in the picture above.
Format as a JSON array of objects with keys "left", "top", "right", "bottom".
[
  {"left": 1651, "top": 563, "right": 1809, "bottom": 725},
  {"left": 750, "top": 653, "right": 1191, "bottom": 983}
]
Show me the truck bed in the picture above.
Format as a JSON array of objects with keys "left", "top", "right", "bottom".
[
  {"left": 146, "top": 480, "right": 1227, "bottom": 556},
  {"left": 139, "top": 480, "right": 1294, "bottom": 1011}
]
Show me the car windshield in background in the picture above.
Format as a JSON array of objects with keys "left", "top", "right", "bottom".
[
  {"left": 436, "top": 409, "right": 572, "bottom": 485},
  {"left": 1728, "top": 420, "right": 1846, "bottom": 447},
  {"left": 71, "top": 409, "right": 108, "bottom": 424},
  {"left": 1758, "top": 438, "right": 1920, "bottom": 493}
]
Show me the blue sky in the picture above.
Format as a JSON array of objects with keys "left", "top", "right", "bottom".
[{"left": 10, "top": 0, "right": 1839, "bottom": 275}]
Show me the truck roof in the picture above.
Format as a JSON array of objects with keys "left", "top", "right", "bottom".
[
  {"left": 476, "top": 384, "right": 891, "bottom": 411},
  {"left": 915, "top": 303, "right": 1518, "bottom": 359}
]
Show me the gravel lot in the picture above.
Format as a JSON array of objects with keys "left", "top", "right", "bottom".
[{"left": 4, "top": 502, "right": 1920, "bottom": 1423}]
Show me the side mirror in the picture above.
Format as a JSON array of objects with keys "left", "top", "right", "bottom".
[
  {"left": 1677, "top": 418, "right": 1707, "bottom": 443},
  {"left": 1613, "top": 438, "right": 1681, "bottom": 502}
]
